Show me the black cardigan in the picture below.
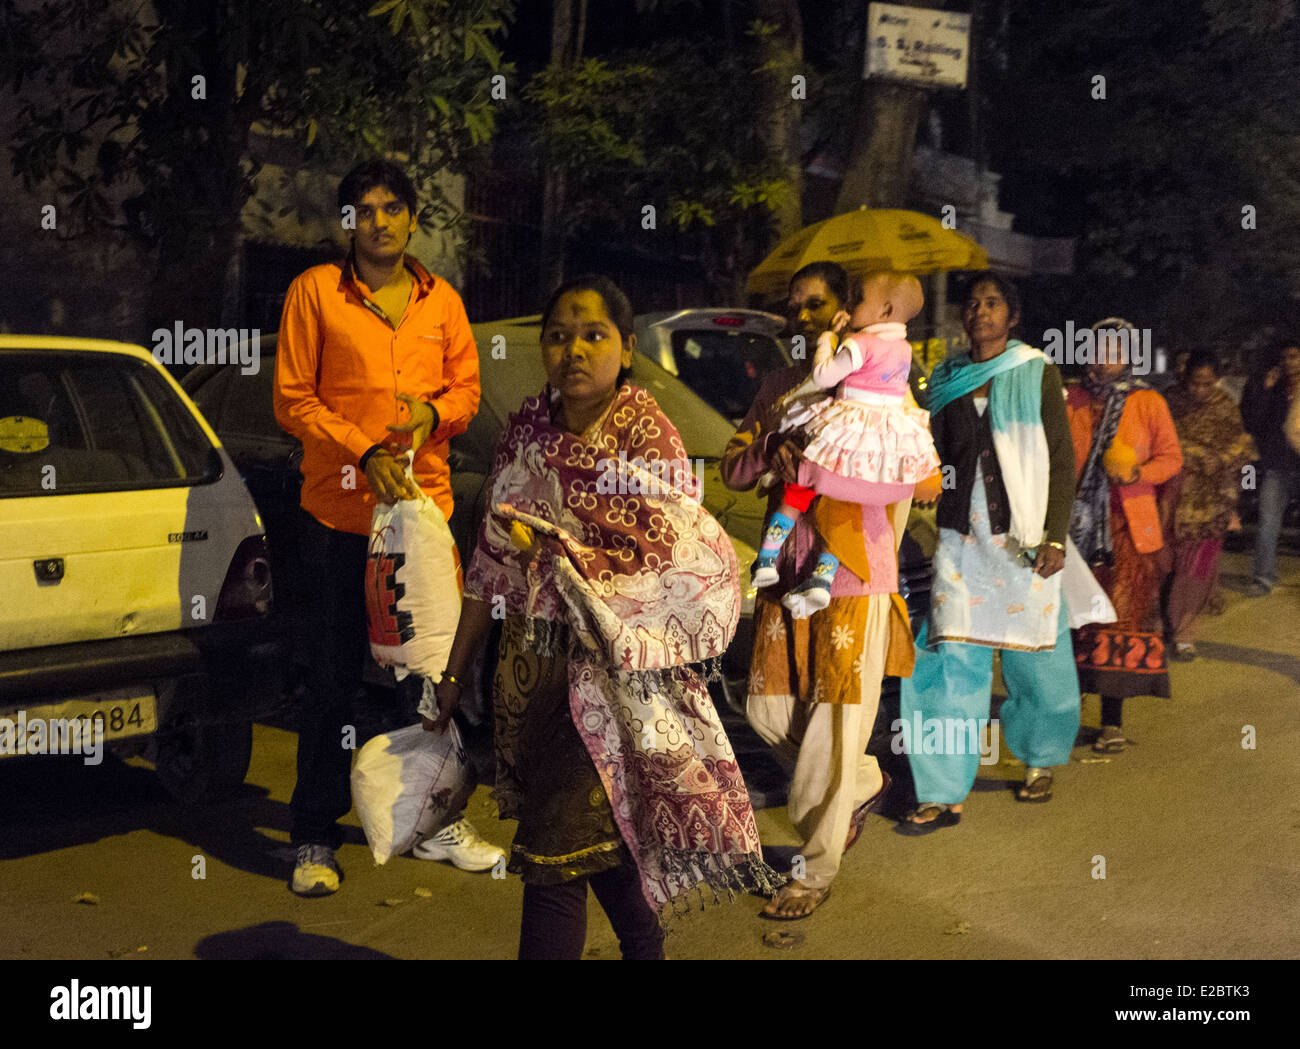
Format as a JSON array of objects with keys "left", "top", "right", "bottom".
[{"left": 930, "top": 360, "right": 1075, "bottom": 547}]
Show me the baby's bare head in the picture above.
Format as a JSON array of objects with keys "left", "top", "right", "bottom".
[{"left": 849, "top": 271, "right": 924, "bottom": 327}]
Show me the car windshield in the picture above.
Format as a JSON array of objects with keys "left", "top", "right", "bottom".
[
  {"left": 474, "top": 322, "right": 738, "bottom": 461},
  {"left": 0, "top": 351, "right": 216, "bottom": 498},
  {"left": 669, "top": 330, "right": 788, "bottom": 419}
]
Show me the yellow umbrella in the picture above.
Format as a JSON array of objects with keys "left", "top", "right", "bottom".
[{"left": 746, "top": 207, "right": 989, "bottom": 298}]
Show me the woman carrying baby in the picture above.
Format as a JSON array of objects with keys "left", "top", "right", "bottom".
[{"left": 752, "top": 271, "right": 940, "bottom": 617}]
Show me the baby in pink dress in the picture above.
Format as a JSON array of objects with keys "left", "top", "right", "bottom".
[{"left": 754, "top": 271, "right": 939, "bottom": 616}]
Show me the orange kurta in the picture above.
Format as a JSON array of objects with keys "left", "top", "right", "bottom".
[{"left": 1066, "top": 387, "right": 1183, "bottom": 553}]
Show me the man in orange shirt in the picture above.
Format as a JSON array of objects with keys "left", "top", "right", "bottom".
[{"left": 274, "top": 159, "right": 502, "bottom": 896}]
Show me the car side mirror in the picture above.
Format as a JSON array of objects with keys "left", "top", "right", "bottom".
[{"left": 204, "top": 447, "right": 224, "bottom": 482}]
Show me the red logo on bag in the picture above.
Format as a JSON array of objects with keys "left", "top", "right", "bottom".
[{"left": 366, "top": 548, "right": 415, "bottom": 646}]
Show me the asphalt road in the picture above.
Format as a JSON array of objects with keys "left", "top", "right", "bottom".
[{"left": 2, "top": 550, "right": 1298, "bottom": 961}]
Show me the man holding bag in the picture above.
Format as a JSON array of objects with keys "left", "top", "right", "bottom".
[{"left": 274, "top": 159, "right": 502, "bottom": 896}]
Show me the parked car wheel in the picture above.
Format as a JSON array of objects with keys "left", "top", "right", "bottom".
[{"left": 152, "top": 718, "right": 254, "bottom": 804}]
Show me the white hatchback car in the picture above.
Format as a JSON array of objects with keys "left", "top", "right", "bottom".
[{"left": 0, "top": 336, "right": 281, "bottom": 802}]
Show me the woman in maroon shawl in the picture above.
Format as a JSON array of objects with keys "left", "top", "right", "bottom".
[
  {"left": 429, "top": 275, "right": 780, "bottom": 959},
  {"left": 1161, "top": 351, "right": 1256, "bottom": 659}
]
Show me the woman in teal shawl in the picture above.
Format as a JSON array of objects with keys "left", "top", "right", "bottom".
[{"left": 897, "top": 273, "right": 1082, "bottom": 832}]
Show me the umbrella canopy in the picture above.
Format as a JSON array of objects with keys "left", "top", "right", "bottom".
[{"left": 746, "top": 207, "right": 989, "bottom": 298}]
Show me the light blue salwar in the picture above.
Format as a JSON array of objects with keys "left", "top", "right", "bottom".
[{"left": 900, "top": 586, "right": 1081, "bottom": 806}]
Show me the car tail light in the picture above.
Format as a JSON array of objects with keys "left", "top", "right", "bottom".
[
  {"left": 712, "top": 316, "right": 746, "bottom": 327},
  {"left": 215, "top": 535, "right": 273, "bottom": 621}
]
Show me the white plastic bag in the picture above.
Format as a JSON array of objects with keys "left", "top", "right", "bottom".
[
  {"left": 350, "top": 721, "right": 475, "bottom": 865},
  {"left": 1061, "top": 535, "right": 1117, "bottom": 629},
  {"left": 365, "top": 477, "right": 462, "bottom": 692}
]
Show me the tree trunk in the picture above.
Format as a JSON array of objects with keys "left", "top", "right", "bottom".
[
  {"left": 755, "top": 0, "right": 804, "bottom": 240},
  {"left": 539, "top": 0, "right": 587, "bottom": 293},
  {"left": 833, "top": 0, "right": 961, "bottom": 214},
  {"left": 145, "top": 1, "right": 251, "bottom": 337},
  {"left": 834, "top": 80, "right": 928, "bottom": 212}
]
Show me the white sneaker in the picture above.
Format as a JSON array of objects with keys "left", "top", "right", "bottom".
[
  {"left": 291, "top": 844, "right": 341, "bottom": 896},
  {"left": 412, "top": 817, "right": 505, "bottom": 872}
]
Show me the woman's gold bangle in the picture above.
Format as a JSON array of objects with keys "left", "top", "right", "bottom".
[
  {"left": 1044, "top": 541, "right": 1066, "bottom": 552},
  {"left": 441, "top": 673, "right": 463, "bottom": 689}
]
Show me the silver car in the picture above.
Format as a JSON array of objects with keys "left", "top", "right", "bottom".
[{"left": 634, "top": 309, "right": 789, "bottom": 424}]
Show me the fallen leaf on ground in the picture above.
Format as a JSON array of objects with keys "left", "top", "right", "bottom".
[
  {"left": 107, "top": 945, "right": 147, "bottom": 959},
  {"left": 944, "top": 920, "right": 971, "bottom": 935},
  {"left": 379, "top": 898, "right": 405, "bottom": 907},
  {"left": 73, "top": 893, "right": 100, "bottom": 905},
  {"left": 413, "top": 887, "right": 433, "bottom": 898}
]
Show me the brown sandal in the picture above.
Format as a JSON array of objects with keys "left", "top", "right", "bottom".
[
  {"left": 760, "top": 880, "right": 831, "bottom": 921},
  {"left": 1015, "top": 767, "right": 1053, "bottom": 802},
  {"left": 844, "top": 771, "right": 892, "bottom": 853}
]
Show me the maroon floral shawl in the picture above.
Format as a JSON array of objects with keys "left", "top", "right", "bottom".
[
  {"left": 1165, "top": 385, "right": 1257, "bottom": 539},
  {"left": 464, "top": 383, "right": 782, "bottom": 912}
]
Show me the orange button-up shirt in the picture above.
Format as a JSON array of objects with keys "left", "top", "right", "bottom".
[{"left": 273, "top": 255, "right": 480, "bottom": 536}]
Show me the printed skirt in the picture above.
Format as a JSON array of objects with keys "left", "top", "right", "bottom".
[
  {"left": 1072, "top": 509, "right": 1171, "bottom": 698},
  {"left": 492, "top": 616, "right": 628, "bottom": 883}
]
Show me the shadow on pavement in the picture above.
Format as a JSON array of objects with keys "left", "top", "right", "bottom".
[
  {"left": 0, "top": 743, "right": 363, "bottom": 879},
  {"left": 195, "top": 921, "right": 393, "bottom": 960},
  {"left": 1191, "top": 641, "right": 1300, "bottom": 685}
]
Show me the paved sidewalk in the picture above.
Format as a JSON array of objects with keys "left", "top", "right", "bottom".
[{"left": 2, "top": 553, "right": 1297, "bottom": 960}]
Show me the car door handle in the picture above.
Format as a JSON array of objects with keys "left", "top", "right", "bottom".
[{"left": 34, "top": 557, "right": 65, "bottom": 583}]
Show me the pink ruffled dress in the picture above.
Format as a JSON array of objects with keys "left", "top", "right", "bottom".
[{"left": 798, "top": 322, "right": 939, "bottom": 486}]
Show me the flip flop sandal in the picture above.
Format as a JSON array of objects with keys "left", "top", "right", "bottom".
[
  {"left": 759, "top": 882, "right": 832, "bottom": 922},
  {"left": 895, "top": 804, "right": 961, "bottom": 837},
  {"left": 1015, "top": 769, "right": 1053, "bottom": 803},
  {"left": 844, "top": 771, "right": 892, "bottom": 854},
  {"left": 1092, "top": 728, "right": 1127, "bottom": 754}
]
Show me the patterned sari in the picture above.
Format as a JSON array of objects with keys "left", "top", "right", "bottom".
[
  {"left": 1162, "top": 385, "right": 1256, "bottom": 643},
  {"left": 1071, "top": 381, "right": 1169, "bottom": 698},
  {"left": 1164, "top": 385, "right": 1256, "bottom": 541},
  {"left": 464, "top": 383, "right": 781, "bottom": 914}
]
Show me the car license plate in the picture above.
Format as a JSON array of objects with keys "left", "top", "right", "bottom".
[{"left": 0, "top": 688, "right": 157, "bottom": 759}]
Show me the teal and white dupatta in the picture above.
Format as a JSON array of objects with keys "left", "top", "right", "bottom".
[{"left": 927, "top": 340, "right": 1050, "bottom": 549}]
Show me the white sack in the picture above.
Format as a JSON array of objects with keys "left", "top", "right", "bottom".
[
  {"left": 365, "top": 483, "right": 462, "bottom": 685},
  {"left": 350, "top": 721, "right": 475, "bottom": 865}
]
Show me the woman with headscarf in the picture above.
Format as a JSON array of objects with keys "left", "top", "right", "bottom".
[
  {"left": 1067, "top": 318, "right": 1183, "bottom": 754},
  {"left": 431, "top": 275, "right": 781, "bottom": 958},
  {"left": 897, "top": 272, "right": 1083, "bottom": 831},
  {"left": 1161, "top": 351, "right": 1256, "bottom": 660}
]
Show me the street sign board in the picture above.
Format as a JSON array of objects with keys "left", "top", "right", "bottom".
[{"left": 864, "top": 3, "right": 971, "bottom": 90}]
